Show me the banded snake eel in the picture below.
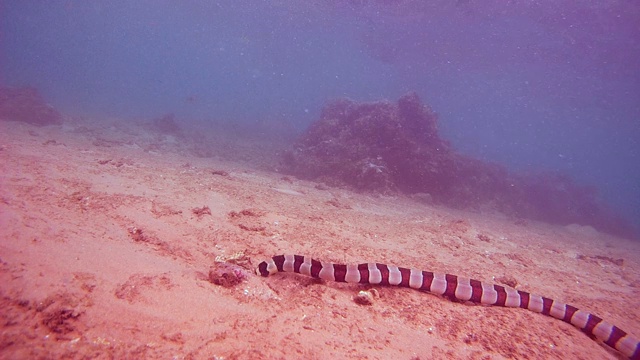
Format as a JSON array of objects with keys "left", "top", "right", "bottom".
[{"left": 257, "top": 254, "right": 639, "bottom": 359}]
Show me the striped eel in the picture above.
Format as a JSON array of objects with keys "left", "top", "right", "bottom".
[{"left": 256, "top": 254, "right": 640, "bottom": 359}]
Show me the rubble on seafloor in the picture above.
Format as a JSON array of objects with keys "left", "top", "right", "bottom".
[{"left": 283, "top": 92, "right": 635, "bottom": 239}]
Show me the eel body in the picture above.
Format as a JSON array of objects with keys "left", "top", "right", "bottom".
[{"left": 257, "top": 254, "right": 639, "bottom": 359}]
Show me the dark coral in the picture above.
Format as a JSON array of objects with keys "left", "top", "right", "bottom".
[
  {"left": 149, "top": 113, "right": 182, "bottom": 135},
  {"left": 0, "top": 87, "right": 63, "bottom": 126},
  {"left": 283, "top": 93, "right": 635, "bottom": 239},
  {"left": 281, "top": 92, "right": 421, "bottom": 193},
  {"left": 208, "top": 262, "right": 247, "bottom": 288},
  {"left": 284, "top": 92, "right": 500, "bottom": 200}
]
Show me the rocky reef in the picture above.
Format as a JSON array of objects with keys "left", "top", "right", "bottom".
[
  {"left": 283, "top": 93, "right": 635, "bottom": 238},
  {"left": 284, "top": 92, "right": 505, "bottom": 202},
  {"left": 0, "top": 87, "right": 63, "bottom": 126}
]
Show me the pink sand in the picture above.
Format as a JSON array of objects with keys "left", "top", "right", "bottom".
[{"left": 1, "top": 118, "right": 638, "bottom": 359}]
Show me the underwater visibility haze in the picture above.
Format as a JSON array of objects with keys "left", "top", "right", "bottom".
[
  {"left": 4, "top": 2, "right": 640, "bottom": 359},
  {"left": 1, "top": 1, "right": 639, "bottom": 234}
]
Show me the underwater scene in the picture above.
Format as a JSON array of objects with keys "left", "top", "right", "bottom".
[{"left": 1, "top": 1, "right": 639, "bottom": 359}]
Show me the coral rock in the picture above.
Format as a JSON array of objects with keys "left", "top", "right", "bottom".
[{"left": 0, "top": 87, "right": 63, "bottom": 126}]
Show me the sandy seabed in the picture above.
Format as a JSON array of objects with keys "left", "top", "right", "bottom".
[{"left": 0, "top": 117, "right": 638, "bottom": 360}]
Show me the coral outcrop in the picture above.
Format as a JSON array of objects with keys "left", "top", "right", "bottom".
[
  {"left": 0, "top": 87, "right": 63, "bottom": 126},
  {"left": 147, "top": 113, "right": 182, "bottom": 136},
  {"left": 283, "top": 93, "right": 635, "bottom": 238},
  {"left": 284, "top": 92, "right": 503, "bottom": 202}
]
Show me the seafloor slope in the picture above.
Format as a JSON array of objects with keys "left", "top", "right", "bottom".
[{"left": 0, "top": 118, "right": 638, "bottom": 359}]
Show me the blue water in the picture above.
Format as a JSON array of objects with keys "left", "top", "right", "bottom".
[{"left": 2, "top": 1, "right": 639, "bottom": 236}]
